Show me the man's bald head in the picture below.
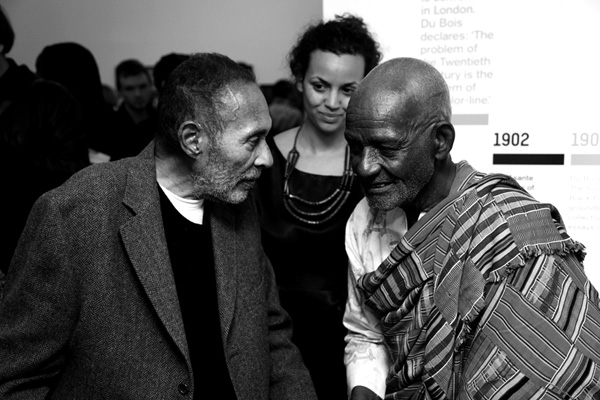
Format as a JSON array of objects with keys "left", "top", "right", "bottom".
[
  {"left": 344, "top": 57, "right": 457, "bottom": 215},
  {"left": 349, "top": 57, "right": 452, "bottom": 128}
]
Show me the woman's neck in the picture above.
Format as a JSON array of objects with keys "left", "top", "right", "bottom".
[
  {"left": 290, "top": 120, "right": 348, "bottom": 176},
  {"left": 296, "top": 119, "right": 347, "bottom": 155}
]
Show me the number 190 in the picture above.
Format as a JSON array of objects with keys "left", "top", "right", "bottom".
[{"left": 572, "top": 133, "right": 599, "bottom": 146}]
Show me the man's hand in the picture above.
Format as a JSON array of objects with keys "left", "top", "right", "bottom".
[{"left": 350, "top": 385, "right": 382, "bottom": 400}]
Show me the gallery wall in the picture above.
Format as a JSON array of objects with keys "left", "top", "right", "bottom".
[{"left": 3, "top": 0, "right": 323, "bottom": 86}]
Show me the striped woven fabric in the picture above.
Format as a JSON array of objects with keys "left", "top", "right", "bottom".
[{"left": 357, "top": 165, "right": 600, "bottom": 399}]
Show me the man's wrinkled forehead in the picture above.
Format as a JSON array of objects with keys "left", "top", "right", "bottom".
[
  {"left": 348, "top": 87, "right": 412, "bottom": 125},
  {"left": 217, "top": 82, "right": 263, "bottom": 122},
  {"left": 217, "top": 85, "right": 242, "bottom": 119}
]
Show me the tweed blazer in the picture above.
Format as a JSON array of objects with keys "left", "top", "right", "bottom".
[{"left": 0, "top": 143, "right": 317, "bottom": 400}]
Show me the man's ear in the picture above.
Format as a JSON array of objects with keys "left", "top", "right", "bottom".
[
  {"left": 178, "top": 120, "right": 208, "bottom": 158},
  {"left": 434, "top": 123, "right": 455, "bottom": 160}
]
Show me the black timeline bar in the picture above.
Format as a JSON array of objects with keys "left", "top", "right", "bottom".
[{"left": 493, "top": 154, "right": 564, "bottom": 165}]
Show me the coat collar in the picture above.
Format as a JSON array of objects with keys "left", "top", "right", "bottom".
[
  {"left": 206, "top": 201, "right": 237, "bottom": 340},
  {"left": 120, "top": 143, "right": 189, "bottom": 359},
  {"left": 119, "top": 142, "right": 238, "bottom": 357}
]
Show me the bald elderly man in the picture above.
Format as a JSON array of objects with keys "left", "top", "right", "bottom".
[{"left": 343, "top": 57, "right": 600, "bottom": 400}]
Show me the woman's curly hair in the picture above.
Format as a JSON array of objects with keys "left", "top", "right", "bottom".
[{"left": 288, "top": 13, "right": 382, "bottom": 82}]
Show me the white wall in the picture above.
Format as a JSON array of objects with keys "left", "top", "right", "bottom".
[{"left": 3, "top": 0, "right": 322, "bottom": 86}]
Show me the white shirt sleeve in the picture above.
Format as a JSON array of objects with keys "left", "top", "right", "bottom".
[
  {"left": 343, "top": 199, "right": 406, "bottom": 399},
  {"left": 343, "top": 258, "right": 390, "bottom": 398}
]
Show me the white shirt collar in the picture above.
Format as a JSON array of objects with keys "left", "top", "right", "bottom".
[{"left": 158, "top": 183, "right": 204, "bottom": 225}]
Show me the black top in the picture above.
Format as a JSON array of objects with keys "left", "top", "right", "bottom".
[
  {"left": 254, "top": 134, "right": 364, "bottom": 399},
  {"left": 159, "top": 189, "right": 237, "bottom": 399}
]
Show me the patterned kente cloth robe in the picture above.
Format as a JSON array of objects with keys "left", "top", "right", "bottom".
[{"left": 357, "top": 163, "right": 600, "bottom": 399}]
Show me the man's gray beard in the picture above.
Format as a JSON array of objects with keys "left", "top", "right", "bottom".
[
  {"left": 365, "top": 195, "right": 398, "bottom": 212},
  {"left": 190, "top": 172, "right": 232, "bottom": 203},
  {"left": 191, "top": 168, "right": 258, "bottom": 205}
]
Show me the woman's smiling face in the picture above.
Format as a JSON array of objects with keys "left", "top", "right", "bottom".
[{"left": 298, "top": 50, "right": 366, "bottom": 136}]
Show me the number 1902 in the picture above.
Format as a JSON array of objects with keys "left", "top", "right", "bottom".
[{"left": 494, "top": 132, "right": 530, "bottom": 147}]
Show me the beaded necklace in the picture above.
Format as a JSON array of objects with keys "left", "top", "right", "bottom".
[{"left": 282, "top": 125, "right": 355, "bottom": 225}]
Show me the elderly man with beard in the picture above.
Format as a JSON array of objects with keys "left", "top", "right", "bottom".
[
  {"left": 0, "top": 53, "right": 317, "bottom": 400},
  {"left": 343, "top": 57, "right": 600, "bottom": 400}
]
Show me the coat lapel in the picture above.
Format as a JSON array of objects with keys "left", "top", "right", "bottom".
[
  {"left": 119, "top": 145, "right": 189, "bottom": 361},
  {"left": 209, "top": 201, "right": 237, "bottom": 340}
]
